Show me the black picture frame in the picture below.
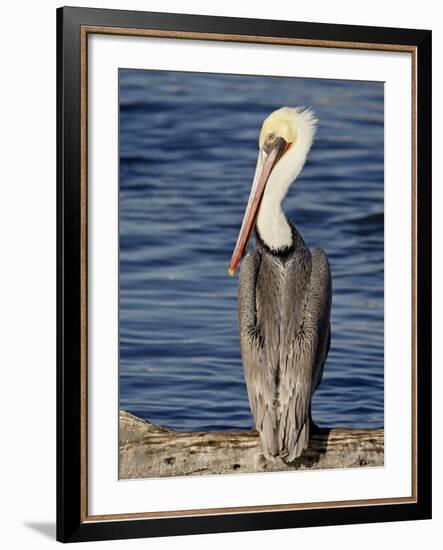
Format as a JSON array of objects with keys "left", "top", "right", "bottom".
[{"left": 57, "top": 6, "right": 432, "bottom": 543}]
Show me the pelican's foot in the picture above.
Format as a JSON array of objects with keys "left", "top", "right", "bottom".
[
  {"left": 283, "top": 444, "right": 309, "bottom": 464},
  {"left": 258, "top": 453, "right": 290, "bottom": 469},
  {"left": 258, "top": 452, "right": 278, "bottom": 465}
]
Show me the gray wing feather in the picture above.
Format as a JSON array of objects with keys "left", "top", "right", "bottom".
[
  {"left": 238, "top": 247, "right": 331, "bottom": 461},
  {"left": 238, "top": 250, "right": 279, "bottom": 457},
  {"left": 278, "top": 248, "right": 331, "bottom": 460}
]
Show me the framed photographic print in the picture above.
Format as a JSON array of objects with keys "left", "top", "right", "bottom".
[{"left": 57, "top": 6, "right": 432, "bottom": 543}]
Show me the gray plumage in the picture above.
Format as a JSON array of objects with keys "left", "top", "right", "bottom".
[{"left": 238, "top": 226, "right": 331, "bottom": 461}]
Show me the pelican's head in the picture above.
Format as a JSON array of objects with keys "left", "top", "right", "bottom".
[{"left": 228, "top": 107, "right": 317, "bottom": 276}]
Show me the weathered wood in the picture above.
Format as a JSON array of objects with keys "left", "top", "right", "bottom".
[{"left": 119, "top": 410, "right": 384, "bottom": 479}]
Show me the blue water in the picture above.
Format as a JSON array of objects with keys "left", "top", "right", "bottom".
[{"left": 119, "top": 69, "right": 384, "bottom": 431}]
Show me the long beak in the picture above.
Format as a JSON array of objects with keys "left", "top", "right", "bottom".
[{"left": 228, "top": 140, "right": 286, "bottom": 276}]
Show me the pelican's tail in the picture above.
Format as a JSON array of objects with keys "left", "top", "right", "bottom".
[
  {"left": 283, "top": 420, "right": 310, "bottom": 463},
  {"left": 258, "top": 412, "right": 279, "bottom": 461}
]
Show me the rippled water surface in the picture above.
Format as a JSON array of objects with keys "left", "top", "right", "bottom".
[{"left": 119, "top": 69, "right": 384, "bottom": 431}]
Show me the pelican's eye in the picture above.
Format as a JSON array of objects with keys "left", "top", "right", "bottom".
[{"left": 267, "top": 132, "right": 276, "bottom": 142}]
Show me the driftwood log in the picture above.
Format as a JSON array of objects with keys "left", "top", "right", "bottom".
[{"left": 119, "top": 410, "right": 384, "bottom": 479}]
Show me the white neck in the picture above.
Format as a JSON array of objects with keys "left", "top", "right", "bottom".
[
  {"left": 256, "top": 191, "right": 292, "bottom": 250},
  {"left": 256, "top": 138, "right": 312, "bottom": 250}
]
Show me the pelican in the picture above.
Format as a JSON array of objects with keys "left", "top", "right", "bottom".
[{"left": 228, "top": 107, "right": 331, "bottom": 462}]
